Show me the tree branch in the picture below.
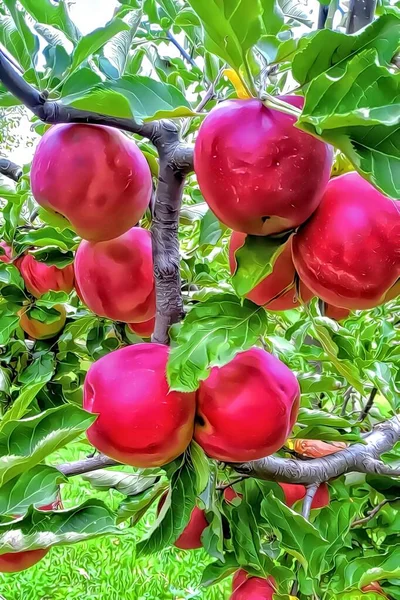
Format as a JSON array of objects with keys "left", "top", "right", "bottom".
[
  {"left": 0, "top": 158, "right": 22, "bottom": 182},
  {"left": 346, "top": 0, "right": 376, "bottom": 33},
  {"left": 359, "top": 387, "right": 377, "bottom": 422},
  {"left": 58, "top": 454, "right": 119, "bottom": 476},
  {"left": 351, "top": 497, "right": 400, "bottom": 527},
  {"left": 166, "top": 31, "right": 198, "bottom": 69},
  {"left": 302, "top": 484, "right": 319, "bottom": 518},
  {"left": 231, "top": 415, "right": 400, "bottom": 485}
]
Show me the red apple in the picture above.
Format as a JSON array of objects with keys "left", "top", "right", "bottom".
[
  {"left": 362, "top": 582, "right": 387, "bottom": 597},
  {"left": 75, "top": 227, "right": 155, "bottom": 323},
  {"left": 194, "top": 96, "right": 333, "bottom": 236},
  {"left": 0, "top": 241, "right": 12, "bottom": 263},
  {"left": 158, "top": 493, "right": 208, "bottom": 549},
  {"left": 83, "top": 343, "right": 196, "bottom": 467},
  {"left": 223, "top": 487, "right": 242, "bottom": 503},
  {"left": 128, "top": 317, "right": 155, "bottom": 338},
  {"left": 17, "top": 254, "right": 74, "bottom": 298},
  {"left": 229, "top": 232, "right": 314, "bottom": 310},
  {"left": 31, "top": 124, "right": 152, "bottom": 242},
  {"left": 279, "top": 482, "right": 330, "bottom": 509},
  {"left": 231, "top": 569, "right": 276, "bottom": 599},
  {"left": 194, "top": 347, "right": 300, "bottom": 462},
  {"left": 324, "top": 303, "right": 351, "bottom": 322},
  {"left": 19, "top": 304, "right": 66, "bottom": 340},
  {"left": 292, "top": 173, "right": 400, "bottom": 310}
]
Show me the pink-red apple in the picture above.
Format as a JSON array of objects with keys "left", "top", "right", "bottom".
[
  {"left": 31, "top": 124, "right": 152, "bottom": 242},
  {"left": 194, "top": 97, "right": 332, "bottom": 236},
  {"left": 75, "top": 227, "right": 155, "bottom": 323},
  {"left": 279, "top": 482, "right": 330, "bottom": 509},
  {"left": 83, "top": 343, "right": 196, "bottom": 467},
  {"left": 158, "top": 493, "right": 208, "bottom": 549},
  {"left": 19, "top": 304, "right": 66, "bottom": 340},
  {"left": 292, "top": 173, "right": 400, "bottom": 310},
  {"left": 324, "top": 303, "right": 351, "bottom": 322},
  {"left": 194, "top": 347, "right": 300, "bottom": 462},
  {"left": 362, "top": 582, "right": 387, "bottom": 597},
  {"left": 128, "top": 317, "right": 155, "bottom": 338},
  {"left": 17, "top": 254, "right": 74, "bottom": 298},
  {"left": 230, "top": 569, "right": 276, "bottom": 599},
  {"left": 229, "top": 232, "right": 313, "bottom": 310}
]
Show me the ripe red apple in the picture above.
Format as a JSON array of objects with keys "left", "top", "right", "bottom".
[
  {"left": 0, "top": 241, "right": 12, "bottom": 263},
  {"left": 83, "top": 343, "right": 196, "bottom": 467},
  {"left": 17, "top": 254, "right": 74, "bottom": 298},
  {"left": 324, "top": 303, "right": 351, "bottom": 322},
  {"left": 292, "top": 173, "right": 400, "bottom": 310},
  {"left": 194, "top": 96, "right": 333, "bottom": 236},
  {"left": 158, "top": 493, "right": 208, "bottom": 549},
  {"left": 362, "top": 582, "right": 387, "bottom": 597},
  {"left": 194, "top": 347, "right": 300, "bottom": 462},
  {"left": 128, "top": 317, "right": 155, "bottom": 338},
  {"left": 223, "top": 487, "right": 242, "bottom": 503},
  {"left": 75, "top": 227, "right": 155, "bottom": 323},
  {"left": 279, "top": 482, "right": 330, "bottom": 509},
  {"left": 19, "top": 304, "right": 66, "bottom": 340},
  {"left": 31, "top": 124, "right": 152, "bottom": 242},
  {"left": 229, "top": 232, "right": 313, "bottom": 310},
  {"left": 231, "top": 569, "right": 276, "bottom": 599}
]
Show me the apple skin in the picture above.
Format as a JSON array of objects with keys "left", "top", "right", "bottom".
[
  {"left": 292, "top": 173, "right": 400, "bottom": 310},
  {"left": 324, "top": 303, "right": 351, "bottom": 322},
  {"left": 230, "top": 570, "right": 276, "bottom": 600},
  {"left": 128, "top": 317, "right": 155, "bottom": 338},
  {"left": 279, "top": 482, "right": 330, "bottom": 509},
  {"left": 158, "top": 494, "right": 208, "bottom": 550},
  {"left": 194, "top": 347, "right": 300, "bottom": 462},
  {"left": 0, "top": 241, "right": 12, "bottom": 263},
  {"left": 83, "top": 343, "right": 196, "bottom": 468},
  {"left": 229, "top": 232, "right": 314, "bottom": 310},
  {"left": 31, "top": 124, "right": 152, "bottom": 242},
  {"left": 17, "top": 254, "right": 74, "bottom": 298},
  {"left": 194, "top": 96, "right": 333, "bottom": 236},
  {"left": 362, "top": 582, "right": 387, "bottom": 597},
  {"left": 19, "top": 304, "right": 66, "bottom": 340},
  {"left": 75, "top": 227, "right": 155, "bottom": 323}
]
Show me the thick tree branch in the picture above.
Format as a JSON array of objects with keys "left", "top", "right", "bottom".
[
  {"left": 0, "top": 158, "right": 22, "bottom": 182},
  {"left": 346, "top": 0, "right": 376, "bottom": 33},
  {"left": 231, "top": 415, "right": 400, "bottom": 485}
]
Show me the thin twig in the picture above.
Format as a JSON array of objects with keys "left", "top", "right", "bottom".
[
  {"left": 351, "top": 497, "right": 400, "bottom": 527},
  {"left": 216, "top": 476, "right": 248, "bottom": 492},
  {"left": 340, "top": 385, "right": 354, "bottom": 416},
  {"left": 167, "top": 31, "right": 198, "bottom": 69},
  {"left": 359, "top": 387, "right": 378, "bottom": 422}
]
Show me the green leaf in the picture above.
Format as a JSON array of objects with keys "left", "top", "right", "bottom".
[
  {"left": 189, "top": 441, "right": 210, "bottom": 495},
  {"left": 136, "top": 457, "right": 197, "bottom": 555},
  {"left": 82, "top": 470, "right": 158, "bottom": 496},
  {"left": 297, "top": 408, "right": 355, "bottom": 429},
  {"left": 314, "top": 501, "right": 358, "bottom": 572},
  {"left": 199, "top": 210, "right": 224, "bottom": 246},
  {"left": 260, "top": 0, "right": 285, "bottom": 35},
  {"left": 117, "top": 481, "right": 166, "bottom": 524},
  {"left": 186, "top": 0, "right": 262, "bottom": 72},
  {"left": 62, "top": 75, "right": 194, "bottom": 122},
  {"left": 167, "top": 294, "right": 268, "bottom": 392},
  {"left": 201, "top": 553, "right": 238, "bottom": 586},
  {"left": 1, "top": 382, "right": 47, "bottom": 425},
  {"left": 232, "top": 234, "right": 292, "bottom": 296},
  {"left": 298, "top": 373, "right": 341, "bottom": 394},
  {"left": 261, "top": 492, "right": 329, "bottom": 578},
  {"left": 366, "top": 474, "right": 400, "bottom": 500},
  {"left": 3, "top": 0, "right": 40, "bottom": 72},
  {"left": 99, "top": 8, "right": 142, "bottom": 79},
  {"left": 0, "top": 311, "right": 19, "bottom": 345},
  {"left": 0, "top": 405, "right": 95, "bottom": 487},
  {"left": 292, "top": 13, "right": 400, "bottom": 86},
  {"left": 58, "top": 315, "right": 98, "bottom": 353},
  {"left": 0, "top": 500, "right": 121, "bottom": 553},
  {"left": 0, "top": 465, "right": 66, "bottom": 517},
  {"left": 15, "top": 226, "right": 78, "bottom": 251},
  {"left": 17, "top": 0, "right": 79, "bottom": 42},
  {"left": 0, "top": 15, "right": 33, "bottom": 71},
  {"left": 277, "top": 0, "right": 313, "bottom": 27},
  {"left": 70, "top": 19, "right": 130, "bottom": 73},
  {"left": 18, "top": 353, "right": 56, "bottom": 386}
]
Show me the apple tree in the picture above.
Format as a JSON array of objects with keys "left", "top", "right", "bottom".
[{"left": 0, "top": 0, "right": 399, "bottom": 598}]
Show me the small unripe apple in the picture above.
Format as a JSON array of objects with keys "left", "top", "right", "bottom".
[
  {"left": 83, "top": 343, "right": 196, "bottom": 467},
  {"left": 194, "top": 347, "right": 300, "bottom": 462},
  {"left": 293, "top": 173, "right": 400, "bottom": 310},
  {"left": 17, "top": 254, "right": 74, "bottom": 298},
  {"left": 31, "top": 124, "right": 152, "bottom": 242},
  {"left": 323, "top": 303, "right": 351, "bottom": 322},
  {"left": 158, "top": 493, "right": 208, "bottom": 549},
  {"left": 128, "top": 317, "right": 155, "bottom": 338},
  {"left": 75, "top": 227, "right": 155, "bottom": 323},
  {"left": 0, "top": 241, "right": 12, "bottom": 263},
  {"left": 19, "top": 304, "right": 66, "bottom": 340},
  {"left": 230, "top": 569, "right": 276, "bottom": 599},
  {"left": 194, "top": 97, "right": 333, "bottom": 236},
  {"left": 229, "top": 232, "right": 313, "bottom": 310},
  {"left": 279, "top": 482, "right": 330, "bottom": 509}
]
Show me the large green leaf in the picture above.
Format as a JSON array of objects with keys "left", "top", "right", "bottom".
[
  {"left": 186, "top": 0, "right": 262, "bottom": 73},
  {"left": 3, "top": 1, "right": 40, "bottom": 72},
  {"left": 0, "top": 310, "right": 19, "bottom": 345},
  {"left": 136, "top": 458, "right": 197, "bottom": 555},
  {"left": 17, "top": 0, "right": 79, "bottom": 42},
  {"left": 70, "top": 18, "right": 130, "bottom": 74},
  {"left": 1, "top": 382, "right": 47, "bottom": 425},
  {"left": 277, "top": 0, "right": 312, "bottom": 27},
  {"left": 62, "top": 74, "right": 194, "bottom": 121},
  {"left": 82, "top": 470, "right": 159, "bottom": 496},
  {"left": 299, "top": 50, "right": 400, "bottom": 198},
  {"left": 167, "top": 295, "right": 268, "bottom": 392},
  {"left": 0, "top": 500, "right": 121, "bottom": 553},
  {"left": 0, "top": 405, "right": 95, "bottom": 487},
  {"left": 292, "top": 13, "right": 400, "bottom": 86},
  {"left": 0, "top": 465, "right": 66, "bottom": 516},
  {"left": 0, "top": 15, "right": 32, "bottom": 71},
  {"left": 99, "top": 8, "right": 142, "bottom": 79}
]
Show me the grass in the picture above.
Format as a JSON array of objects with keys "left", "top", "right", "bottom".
[{"left": 0, "top": 443, "right": 231, "bottom": 600}]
